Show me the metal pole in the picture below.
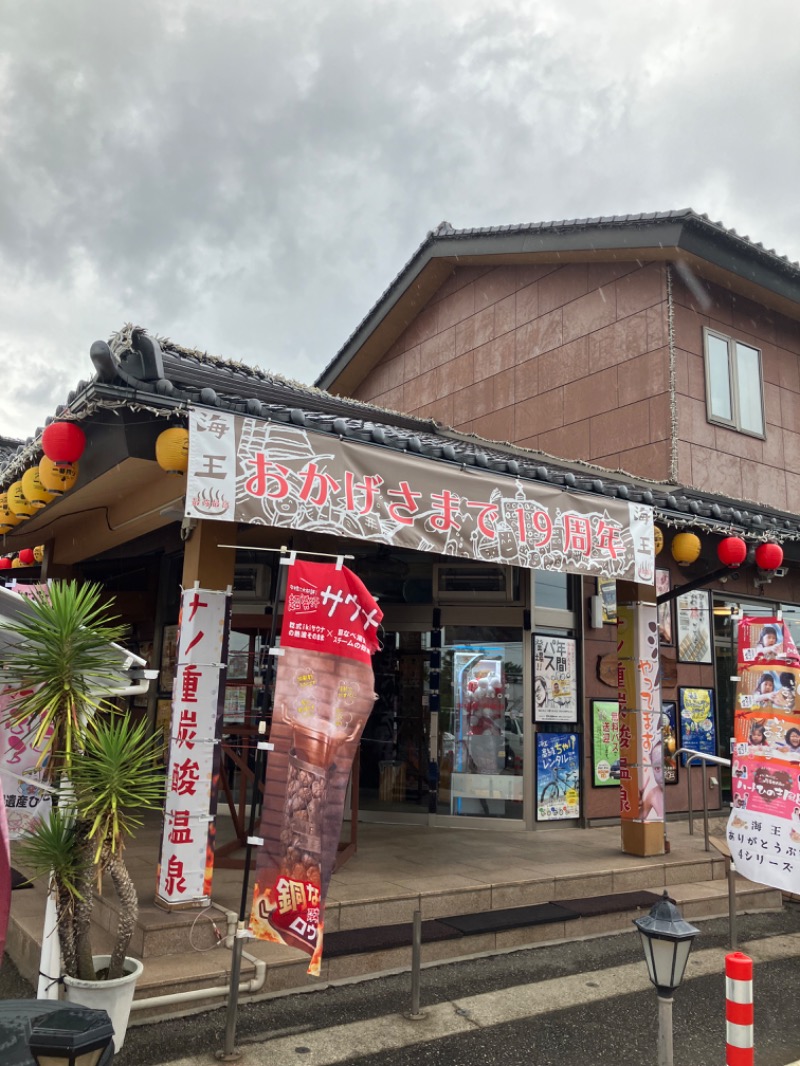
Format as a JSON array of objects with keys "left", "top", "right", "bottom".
[
  {"left": 657, "top": 994, "right": 674, "bottom": 1066},
  {"left": 686, "top": 758, "right": 694, "bottom": 836},
  {"left": 405, "top": 910, "right": 425, "bottom": 1020},
  {"left": 701, "top": 760, "right": 710, "bottom": 852},
  {"left": 727, "top": 860, "right": 738, "bottom": 951}
]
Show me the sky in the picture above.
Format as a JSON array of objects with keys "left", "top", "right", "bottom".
[{"left": 1, "top": 0, "right": 799, "bottom": 440}]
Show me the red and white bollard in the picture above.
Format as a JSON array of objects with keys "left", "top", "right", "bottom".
[{"left": 726, "top": 951, "right": 754, "bottom": 1066}]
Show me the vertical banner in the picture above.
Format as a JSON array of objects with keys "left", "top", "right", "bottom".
[
  {"left": 0, "top": 687, "right": 53, "bottom": 839},
  {"left": 617, "top": 603, "right": 665, "bottom": 832},
  {"left": 250, "top": 560, "right": 382, "bottom": 975},
  {"left": 728, "top": 617, "right": 800, "bottom": 893},
  {"left": 156, "top": 587, "right": 230, "bottom": 907}
]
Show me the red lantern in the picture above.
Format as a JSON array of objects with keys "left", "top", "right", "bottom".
[
  {"left": 0, "top": 557, "right": 11, "bottom": 570},
  {"left": 755, "top": 542, "right": 784, "bottom": 571},
  {"left": 41, "top": 421, "right": 86, "bottom": 465},
  {"left": 17, "top": 548, "right": 36, "bottom": 566},
  {"left": 717, "top": 536, "right": 747, "bottom": 568}
]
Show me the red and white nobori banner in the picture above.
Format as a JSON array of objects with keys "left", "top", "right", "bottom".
[
  {"left": 156, "top": 586, "right": 230, "bottom": 907},
  {"left": 185, "top": 409, "right": 655, "bottom": 583},
  {"left": 0, "top": 686, "right": 53, "bottom": 840},
  {"left": 728, "top": 617, "right": 800, "bottom": 894},
  {"left": 249, "top": 560, "right": 382, "bottom": 975}
]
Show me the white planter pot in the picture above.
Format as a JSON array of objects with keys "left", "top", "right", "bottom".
[{"left": 63, "top": 954, "right": 143, "bottom": 1051}]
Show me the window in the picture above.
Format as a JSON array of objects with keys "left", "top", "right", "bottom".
[{"left": 704, "top": 328, "right": 765, "bottom": 436}]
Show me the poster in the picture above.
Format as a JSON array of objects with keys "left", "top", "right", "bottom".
[
  {"left": 662, "top": 701, "right": 679, "bottom": 785},
  {"left": 0, "top": 686, "right": 53, "bottom": 840},
  {"left": 249, "top": 560, "right": 382, "bottom": 976},
  {"left": 534, "top": 636, "right": 577, "bottom": 723},
  {"left": 536, "top": 732, "right": 580, "bottom": 820},
  {"left": 156, "top": 588, "right": 231, "bottom": 907},
  {"left": 160, "top": 624, "right": 179, "bottom": 693},
  {"left": 678, "top": 687, "right": 717, "bottom": 765},
  {"left": 597, "top": 578, "right": 617, "bottom": 624},
  {"left": 676, "top": 590, "right": 712, "bottom": 663},
  {"left": 735, "top": 663, "right": 800, "bottom": 712},
  {"left": 656, "top": 569, "right": 673, "bottom": 644},
  {"left": 591, "top": 701, "right": 619, "bottom": 787},
  {"left": 737, "top": 616, "right": 800, "bottom": 666}
]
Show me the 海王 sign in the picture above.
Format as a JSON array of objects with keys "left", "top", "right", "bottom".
[{"left": 186, "top": 410, "right": 655, "bottom": 582}]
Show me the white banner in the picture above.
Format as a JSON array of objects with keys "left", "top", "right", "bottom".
[
  {"left": 0, "top": 687, "right": 53, "bottom": 840},
  {"left": 156, "top": 587, "right": 230, "bottom": 906}
]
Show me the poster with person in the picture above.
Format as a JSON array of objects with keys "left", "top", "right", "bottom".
[
  {"left": 737, "top": 616, "right": 800, "bottom": 666},
  {"left": 736, "top": 664, "right": 800, "bottom": 712}
]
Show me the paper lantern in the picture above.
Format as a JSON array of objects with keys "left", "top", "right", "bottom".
[
  {"left": 671, "top": 532, "right": 701, "bottom": 566},
  {"left": 755, "top": 542, "right": 783, "bottom": 571},
  {"left": 33, "top": 545, "right": 45, "bottom": 563},
  {"left": 41, "top": 421, "right": 86, "bottom": 465},
  {"left": 7, "top": 480, "right": 34, "bottom": 518},
  {"left": 17, "top": 547, "right": 36, "bottom": 566},
  {"left": 653, "top": 526, "right": 664, "bottom": 555},
  {"left": 717, "top": 536, "right": 747, "bottom": 568},
  {"left": 11, "top": 556, "right": 23, "bottom": 568},
  {"left": 39, "top": 456, "right": 79, "bottom": 495},
  {"left": 21, "top": 466, "right": 56, "bottom": 509},
  {"left": 155, "top": 427, "right": 189, "bottom": 475},
  {"left": 0, "top": 492, "right": 21, "bottom": 533},
  {"left": 0, "top": 557, "right": 11, "bottom": 570}
]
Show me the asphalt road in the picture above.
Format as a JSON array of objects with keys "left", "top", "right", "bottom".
[{"left": 2, "top": 908, "right": 800, "bottom": 1065}]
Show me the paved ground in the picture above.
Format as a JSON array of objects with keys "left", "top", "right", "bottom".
[{"left": 3, "top": 908, "right": 799, "bottom": 1065}]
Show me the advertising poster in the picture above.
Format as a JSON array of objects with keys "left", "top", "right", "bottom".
[
  {"left": 735, "top": 664, "right": 800, "bottom": 712},
  {"left": 737, "top": 616, "right": 800, "bottom": 666},
  {"left": 661, "top": 701, "right": 679, "bottom": 785},
  {"left": 656, "top": 569, "right": 673, "bottom": 644},
  {"left": 597, "top": 578, "right": 617, "bottom": 624},
  {"left": 156, "top": 588, "right": 231, "bottom": 907},
  {"left": 250, "top": 560, "right": 382, "bottom": 976},
  {"left": 0, "top": 686, "right": 53, "bottom": 840},
  {"left": 676, "top": 590, "right": 713, "bottom": 663},
  {"left": 591, "top": 700, "right": 619, "bottom": 787},
  {"left": 678, "top": 687, "right": 717, "bottom": 765},
  {"left": 534, "top": 636, "right": 577, "bottom": 723},
  {"left": 536, "top": 732, "right": 580, "bottom": 820}
]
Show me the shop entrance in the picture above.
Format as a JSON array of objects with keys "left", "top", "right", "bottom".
[{"left": 358, "top": 622, "right": 524, "bottom": 825}]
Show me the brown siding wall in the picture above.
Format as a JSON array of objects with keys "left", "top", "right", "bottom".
[
  {"left": 672, "top": 275, "right": 800, "bottom": 511},
  {"left": 353, "top": 262, "right": 673, "bottom": 481}
]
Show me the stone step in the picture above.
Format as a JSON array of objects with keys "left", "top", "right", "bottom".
[{"left": 119, "top": 875, "right": 780, "bottom": 1025}]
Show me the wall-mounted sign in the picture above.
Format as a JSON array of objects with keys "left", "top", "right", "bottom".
[
  {"left": 536, "top": 732, "right": 580, "bottom": 821},
  {"left": 591, "top": 700, "right": 619, "bottom": 787},
  {"left": 186, "top": 410, "right": 655, "bottom": 581},
  {"left": 679, "top": 687, "right": 716, "bottom": 765},
  {"left": 676, "top": 590, "right": 712, "bottom": 664},
  {"left": 534, "top": 636, "right": 577, "bottom": 723}
]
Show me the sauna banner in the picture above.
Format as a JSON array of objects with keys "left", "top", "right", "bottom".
[
  {"left": 186, "top": 409, "right": 655, "bottom": 582},
  {"left": 249, "top": 560, "right": 382, "bottom": 975}
]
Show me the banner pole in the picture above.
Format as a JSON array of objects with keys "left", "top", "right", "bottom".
[{"left": 217, "top": 552, "right": 286, "bottom": 1062}]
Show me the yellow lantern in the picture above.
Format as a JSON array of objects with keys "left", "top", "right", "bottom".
[
  {"left": 671, "top": 531, "right": 701, "bottom": 566},
  {"left": 8, "top": 480, "right": 34, "bottom": 518},
  {"left": 21, "top": 467, "right": 56, "bottom": 509},
  {"left": 33, "top": 545, "right": 45, "bottom": 563},
  {"left": 0, "top": 492, "right": 21, "bottom": 533},
  {"left": 155, "top": 427, "right": 189, "bottom": 475},
  {"left": 39, "top": 456, "right": 79, "bottom": 495},
  {"left": 653, "top": 525, "right": 664, "bottom": 555},
  {"left": 11, "top": 556, "right": 23, "bottom": 568}
]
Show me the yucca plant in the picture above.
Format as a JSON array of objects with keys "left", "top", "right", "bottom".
[{"left": 2, "top": 580, "right": 164, "bottom": 981}]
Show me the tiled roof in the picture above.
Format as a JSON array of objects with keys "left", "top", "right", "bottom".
[{"left": 2, "top": 325, "right": 800, "bottom": 545}]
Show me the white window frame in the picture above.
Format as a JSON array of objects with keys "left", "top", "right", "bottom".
[{"left": 703, "top": 326, "right": 765, "bottom": 438}]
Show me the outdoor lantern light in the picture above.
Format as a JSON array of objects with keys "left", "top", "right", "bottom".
[
  {"left": 11, "top": 556, "right": 23, "bottom": 568},
  {"left": 7, "top": 480, "right": 35, "bottom": 519},
  {"left": 634, "top": 891, "right": 699, "bottom": 1066},
  {"left": 670, "top": 532, "right": 701, "bottom": 566},
  {"left": 155, "top": 426, "right": 189, "bottom": 475},
  {"left": 0, "top": 556, "right": 12, "bottom": 569},
  {"left": 18, "top": 548, "right": 36, "bottom": 566},
  {"left": 0, "top": 491, "right": 21, "bottom": 532},
  {"left": 27, "top": 1005, "right": 114, "bottom": 1066},
  {"left": 38, "top": 456, "right": 79, "bottom": 496},
  {"left": 717, "top": 536, "right": 747, "bottom": 568},
  {"left": 754, "top": 541, "right": 783, "bottom": 571},
  {"left": 41, "top": 421, "right": 86, "bottom": 466},
  {"left": 653, "top": 525, "right": 664, "bottom": 555},
  {"left": 22, "top": 466, "right": 56, "bottom": 509}
]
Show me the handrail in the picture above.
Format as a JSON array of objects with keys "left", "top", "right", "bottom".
[{"left": 673, "top": 747, "right": 731, "bottom": 852}]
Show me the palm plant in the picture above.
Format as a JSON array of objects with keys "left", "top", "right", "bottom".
[{"left": 2, "top": 580, "right": 163, "bottom": 981}]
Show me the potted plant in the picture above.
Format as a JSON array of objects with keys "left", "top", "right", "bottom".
[{"left": 1, "top": 580, "right": 163, "bottom": 1044}]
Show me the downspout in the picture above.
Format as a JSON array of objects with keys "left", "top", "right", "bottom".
[
  {"left": 129, "top": 905, "right": 267, "bottom": 1012},
  {"left": 666, "top": 264, "right": 679, "bottom": 484}
]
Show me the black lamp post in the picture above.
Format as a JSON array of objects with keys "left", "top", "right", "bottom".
[
  {"left": 27, "top": 1006, "right": 114, "bottom": 1066},
  {"left": 634, "top": 891, "right": 700, "bottom": 1066}
]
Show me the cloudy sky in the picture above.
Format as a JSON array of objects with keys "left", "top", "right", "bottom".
[{"left": 1, "top": 0, "right": 798, "bottom": 440}]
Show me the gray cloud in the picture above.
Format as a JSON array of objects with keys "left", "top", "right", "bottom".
[{"left": 1, "top": 0, "right": 799, "bottom": 437}]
